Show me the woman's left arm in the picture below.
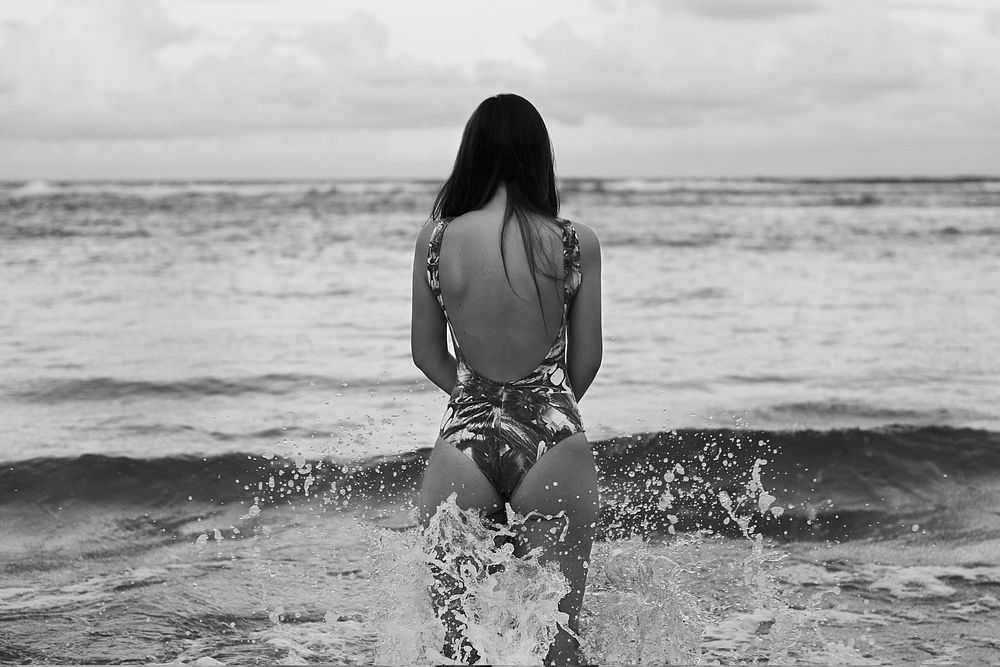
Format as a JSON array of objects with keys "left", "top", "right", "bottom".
[{"left": 410, "top": 221, "right": 457, "bottom": 394}]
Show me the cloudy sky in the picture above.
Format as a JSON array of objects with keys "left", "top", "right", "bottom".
[{"left": 1, "top": 0, "right": 998, "bottom": 179}]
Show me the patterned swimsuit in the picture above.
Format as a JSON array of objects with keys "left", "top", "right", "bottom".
[{"left": 426, "top": 217, "right": 586, "bottom": 501}]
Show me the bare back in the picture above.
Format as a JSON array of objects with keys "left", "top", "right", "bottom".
[{"left": 437, "top": 207, "right": 566, "bottom": 383}]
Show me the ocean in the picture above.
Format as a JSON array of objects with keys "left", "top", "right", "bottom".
[{"left": 1, "top": 178, "right": 999, "bottom": 663}]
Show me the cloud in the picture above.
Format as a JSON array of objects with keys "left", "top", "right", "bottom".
[
  {"left": 667, "top": 0, "right": 825, "bottom": 20},
  {"left": 0, "top": 0, "right": 192, "bottom": 138},
  {"left": 0, "top": 1, "right": 482, "bottom": 139},
  {"left": 988, "top": 8, "right": 1000, "bottom": 34},
  {"left": 0, "top": 0, "right": 998, "bottom": 165},
  {"left": 549, "top": 1, "right": 996, "bottom": 135},
  {"left": 509, "top": 2, "right": 942, "bottom": 129}
]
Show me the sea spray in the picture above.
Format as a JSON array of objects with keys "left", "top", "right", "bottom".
[
  {"left": 365, "top": 519, "right": 446, "bottom": 664},
  {"left": 365, "top": 495, "right": 570, "bottom": 664},
  {"left": 237, "top": 431, "right": 874, "bottom": 663},
  {"left": 580, "top": 535, "right": 707, "bottom": 664},
  {"left": 358, "top": 454, "right": 826, "bottom": 664}
]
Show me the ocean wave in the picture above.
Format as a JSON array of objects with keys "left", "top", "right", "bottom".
[
  {"left": 3, "top": 426, "right": 997, "bottom": 542},
  {"left": 0, "top": 223, "right": 152, "bottom": 241},
  {"left": 751, "top": 401, "right": 992, "bottom": 427},
  {"left": 723, "top": 373, "right": 805, "bottom": 385},
  {"left": 2, "top": 180, "right": 350, "bottom": 200},
  {"left": 0, "top": 223, "right": 79, "bottom": 239},
  {"left": 0, "top": 450, "right": 428, "bottom": 507},
  {"left": 602, "top": 233, "right": 730, "bottom": 248},
  {"left": 8, "top": 374, "right": 423, "bottom": 402},
  {"left": 596, "top": 425, "right": 1000, "bottom": 541},
  {"left": 4, "top": 178, "right": 1000, "bottom": 210},
  {"left": 6, "top": 180, "right": 61, "bottom": 197},
  {"left": 106, "top": 423, "right": 324, "bottom": 443},
  {"left": 936, "top": 225, "right": 1000, "bottom": 236},
  {"left": 559, "top": 177, "right": 1000, "bottom": 207}
]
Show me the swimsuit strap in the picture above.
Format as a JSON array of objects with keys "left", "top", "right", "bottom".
[
  {"left": 561, "top": 220, "right": 582, "bottom": 307},
  {"left": 426, "top": 217, "right": 452, "bottom": 314}
]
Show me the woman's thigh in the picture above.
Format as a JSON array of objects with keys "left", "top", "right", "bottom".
[
  {"left": 418, "top": 436, "right": 504, "bottom": 526},
  {"left": 506, "top": 432, "right": 600, "bottom": 633},
  {"left": 507, "top": 433, "right": 600, "bottom": 521}
]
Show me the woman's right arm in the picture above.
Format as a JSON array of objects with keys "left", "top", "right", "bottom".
[
  {"left": 411, "top": 221, "right": 457, "bottom": 394},
  {"left": 567, "top": 223, "right": 603, "bottom": 401}
]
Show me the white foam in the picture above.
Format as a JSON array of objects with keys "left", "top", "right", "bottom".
[
  {"left": 864, "top": 564, "right": 1000, "bottom": 599},
  {"left": 365, "top": 495, "right": 570, "bottom": 664},
  {"left": 8, "top": 179, "right": 60, "bottom": 197}
]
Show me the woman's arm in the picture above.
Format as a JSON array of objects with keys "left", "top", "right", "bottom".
[
  {"left": 567, "top": 222, "right": 603, "bottom": 401},
  {"left": 410, "top": 221, "right": 457, "bottom": 394}
]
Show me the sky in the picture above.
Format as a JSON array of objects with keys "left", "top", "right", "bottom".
[{"left": 1, "top": 0, "right": 998, "bottom": 179}]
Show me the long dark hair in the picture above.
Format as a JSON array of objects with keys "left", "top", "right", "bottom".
[{"left": 431, "top": 93, "right": 561, "bottom": 322}]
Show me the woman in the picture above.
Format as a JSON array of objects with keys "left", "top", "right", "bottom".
[{"left": 410, "top": 93, "right": 603, "bottom": 664}]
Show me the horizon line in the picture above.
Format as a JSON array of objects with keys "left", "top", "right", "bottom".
[{"left": 3, "top": 174, "right": 1000, "bottom": 184}]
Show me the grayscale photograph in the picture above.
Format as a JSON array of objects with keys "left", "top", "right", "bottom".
[{"left": 1, "top": 0, "right": 999, "bottom": 664}]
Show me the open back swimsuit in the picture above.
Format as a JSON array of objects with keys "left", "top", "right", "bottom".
[{"left": 427, "top": 217, "right": 586, "bottom": 502}]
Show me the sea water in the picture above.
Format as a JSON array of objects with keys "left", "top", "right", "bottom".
[{"left": 2, "top": 178, "right": 1000, "bottom": 663}]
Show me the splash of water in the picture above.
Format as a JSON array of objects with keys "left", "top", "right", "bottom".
[
  {"left": 359, "top": 451, "right": 872, "bottom": 665},
  {"left": 365, "top": 494, "right": 571, "bottom": 664},
  {"left": 234, "top": 430, "right": 874, "bottom": 664},
  {"left": 580, "top": 535, "right": 708, "bottom": 664}
]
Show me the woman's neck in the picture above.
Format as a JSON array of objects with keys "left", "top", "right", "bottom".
[{"left": 484, "top": 183, "right": 508, "bottom": 211}]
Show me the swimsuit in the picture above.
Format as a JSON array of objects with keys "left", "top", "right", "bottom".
[{"left": 426, "top": 217, "right": 585, "bottom": 501}]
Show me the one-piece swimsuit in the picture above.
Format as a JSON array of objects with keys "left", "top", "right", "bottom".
[{"left": 426, "top": 217, "right": 585, "bottom": 501}]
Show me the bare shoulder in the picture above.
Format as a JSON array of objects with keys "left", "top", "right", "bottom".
[
  {"left": 413, "top": 217, "right": 439, "bottom": 250},
  {"left": 569, "top": 220, "right": 601, "bottom": 258}
]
